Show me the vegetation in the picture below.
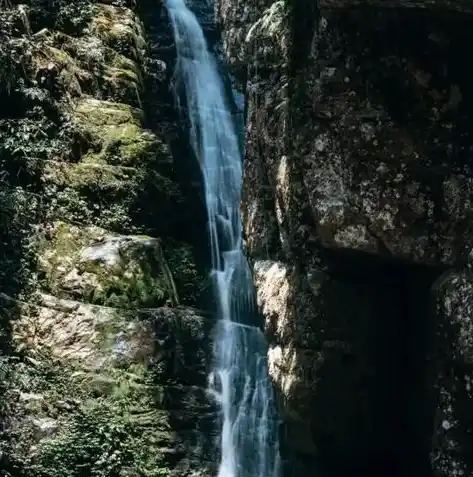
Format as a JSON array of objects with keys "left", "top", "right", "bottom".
[
  {"left": 0, "top": 345, "right": 175, "bottom": 477},
  {"left": 0, "top": 1, "right": 210, "bottom": 476}
]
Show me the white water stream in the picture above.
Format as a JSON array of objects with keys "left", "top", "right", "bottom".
[{"left": 165, "top": 1, "right": 281, "bottom": 476}]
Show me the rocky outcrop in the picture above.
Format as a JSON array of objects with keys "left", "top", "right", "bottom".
[
  {"left": 0, "top": 293, "right": 215, "bottom": 476},
  {"left": 215, "top": 0, "right": 473, "bottom": 475},
  {"left": 0, "top": 1, "right": 213, "bottom": 476}
]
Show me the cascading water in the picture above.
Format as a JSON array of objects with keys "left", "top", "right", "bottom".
[{"left": 165, "top": 1, "right": 281, "bottom": 477}]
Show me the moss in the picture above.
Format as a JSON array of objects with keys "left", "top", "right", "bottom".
[
  {"left": 31, "top": 29, "right": 143, "bottom": 103},
  {"left": 41, "top": 156, "right": 180, "bottom": 231},
  {"left": 44, "top": 161, "right": 137, "bottom": 189},
  {"left": 36, "top": 222, "right": 180, "bottom": 308},
  {"left": 76, "top": 98, "right": 142, "bottom": 126},
  {"left": 32, "top": 42, "right": 91, "bottom": 97},
  {"left": 88, "top": 4, "right": 146, "bottom": 61},
  {"left": 33, "top": 95, "right": 181, "bottom": 234},
  {"left": 74, "top": 99, "right": 171, "bottom": 168},
  {"left": 41, "top": 161, "right": 137, "bottom": 228}
]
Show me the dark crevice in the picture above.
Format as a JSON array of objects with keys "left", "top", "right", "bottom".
[
  {"left": 138, "top": 0, "right": 210, "bottom": 271},
  {"left": 281, "top": 250, "right": 442, "bottom": 477}
]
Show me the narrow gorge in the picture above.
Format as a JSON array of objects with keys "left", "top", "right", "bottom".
[{"left": 1, "top": 1, "right": 473, "bottom": 477}]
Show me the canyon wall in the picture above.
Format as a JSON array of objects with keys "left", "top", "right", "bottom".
[{"left": 214, "top": 0, "right": 473, "bottom": 475}]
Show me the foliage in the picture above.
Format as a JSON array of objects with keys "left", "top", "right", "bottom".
[
  {"left": 20, "top": 0, "right": 93, "bottom": 35},
  {"left": 0, "top": 183, "right": 39, "bottom": 297},
  {"left": 1, "top": 342, "right": 174, "bottom": 477},
  {"left": 32, "top": 398, "right": 171, "bottom": 477},
  {"left": 0, "top": 38, "right": 30, "bottom": 95}
]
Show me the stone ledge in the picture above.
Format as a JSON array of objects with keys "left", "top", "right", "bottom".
[{"left": 0, "top": 293, "right": 212, "bottom": 375}]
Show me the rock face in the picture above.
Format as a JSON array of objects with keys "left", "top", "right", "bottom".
[
  {"left": 215, "top": 0, "right": 473, "bottom": 475},
  {"left": 0, "top": 1, "right": 214, "bottom": 476}
]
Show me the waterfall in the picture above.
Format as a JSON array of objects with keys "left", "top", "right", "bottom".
[{"left": 165, "top": 1, "right": 281, "bottom": 476}]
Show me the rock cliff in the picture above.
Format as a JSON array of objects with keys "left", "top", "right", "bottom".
[
  {"left": 0, "top": 1, "right": 215, "bottom": 476},
  {"left": 214, "top": 0, "right": 473, "bottom": 475}
]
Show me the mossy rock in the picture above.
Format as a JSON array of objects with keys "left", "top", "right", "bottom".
[
  {"left": 0, "top": 292, "right": 214, "bottom": 476},
  {"left": 88, "top": 3, "right": 146, "bottom": 61},
  {"left": 36, "top": 221, "right": 179, "bottom": 308},
  {"left": 41, "top": 157, "right": 181, "bottom": 231},
  {"left": 0, "top": 293, "right": 176, "bottom": 476},
  {"left": 32, "top": 40, "right": 92, "bottom": 97},
  {"left": 74, "top": 98, "right": 172, "bottom": 168},
  {"left": 32, "top": 32, "right": 143, "bottom": 103},
  {"left": 41, "top": 160, "right": 139, "bottom": 230}
]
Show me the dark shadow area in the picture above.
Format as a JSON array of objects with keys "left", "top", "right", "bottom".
[
  {"left": 134, "top": 4, "right": 220, "bottom": 475},
  {"left": 138, "top": 0, "right": 211, "bottom": 308},
  {"left": 274, "top": 248, "right": 443, "bottom": 477}
]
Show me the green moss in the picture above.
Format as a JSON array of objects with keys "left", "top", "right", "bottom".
[
  {"left": 77, "top": 98, "right": 142, "bottom": 125},
  {"left": 41, "top": 157, "right": 180, "bottom": 230},
  {"left": 36, "top": 222, "right": 179, "bottom": 308},
  {"left": 88, "top": 4, "right": 146, "bottom": 61},
  {"left": 32, "top": 42, "right": 91, "bottom": 97},
  {"left": 74, "top": 99, "right": 171, "bottom": 168},
  {"left": 31, "top": 30, "right": 143, "bottom": 102},
  {"left": 45, "top": 161, "right": 136, "bottom": 189},
  {"left": 37, "top": 100, "right": 178, "bottom": 230}
]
